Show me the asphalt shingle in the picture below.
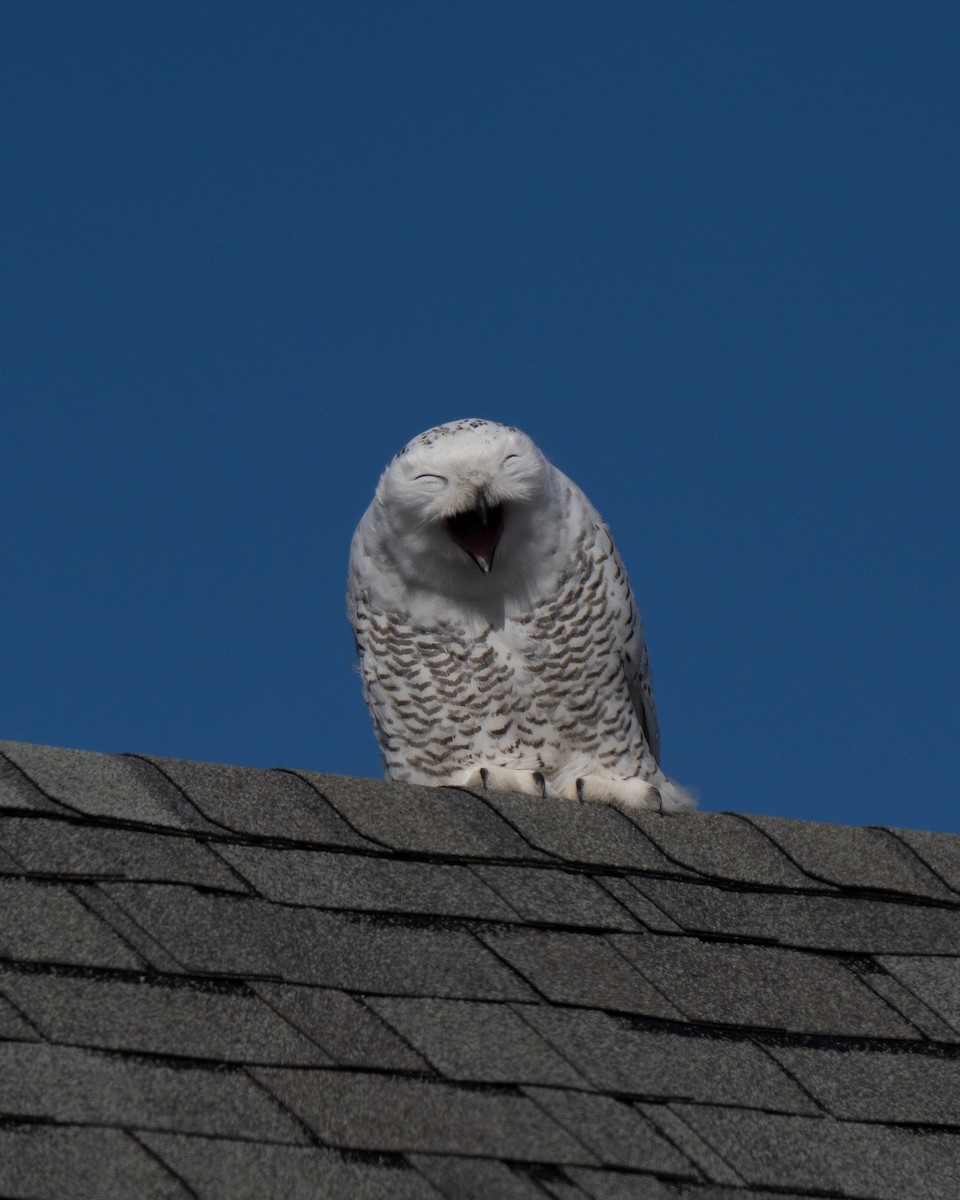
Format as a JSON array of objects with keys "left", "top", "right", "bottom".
[
  {"left": 218, "top": 843, "right": 515, "bottom": 920},
  {"left": 637, "top": 1103, "right": 745, "bottom": 1186},
  {"left": 0, "top": 1042, "right": 310, "bottom": 1142},
  {"left": 5, "top": 740, "right": 960, "bottom": 1200},
  {"left": 0, "top": 968, "right": 331, "bottom": 1064},
  {"left": 611, "top": 932, "right": 920, "bottom": 1037},
  {"left": 552, "top": 1171, "right": 679, "bottom": 1200},
  {"left": 769, "top": 1043, "right": 960, "bottom": 1124},
  {"left": 477, "top": 789, "right": 688, "bottom": 871},
  {"left": 518, "top": 1006, "right": 816, "bottom": 1112},
  {"left": 101, "top": 882, "right": 535, "bottom": 998},
  {"left": 524, "top": 1086, "right": 696, "bottom": 1176},
  {"left": 0, "top": 842, "right": 23, "bottom": 869},
  {"left": 858, "top": 966, "right": 959, "bottom": 1042},
  {"left": 0, "top": 991, "right": 39, "bottom": 1040},
  {"left": 595, "top": 874, "right": 685, "bottom": 932},
  {"left": 368, "top": 996, "right": 588, "bottom": 1086},
  {"left": 0, "top": 750, "right": 68, "bottom": 815},
  {"left": 135, "top": 756, "right": 376, "bottom": 846},
  {"left": 0, "top": 1125, "right": 192, "bottom": 1200},
  {"left": 876, "top": 955, "right": 960, "bottom": 1035},
  {"left": 674, "top": 1104, "right": 960, "bottom": 1199},
  {"left": 0, "top": 741, "right": 217, "bottom": 832},
  {"left": 140, "top": 1133, "right": 442, "bottom": 1200},
  {"left": 70, "top": 882, "right": 184, "bottom": 973},
  {"left": 251, "top": 981, "right": 429, "bottom": 1069},
  {"left": 565, "top": 1177, "right": 808, "bottom": 1200},
  {"left": 300, "top": 770, "right": 544, "bottom": 859},
  {"left": 252, "top": 1067, "right": 596, "bottom": 1163},
  {"left": 0, "top": 815, "right": 243, "bottom": 889},
  {"left": 626, "top": 811, "right": 816, "bottom": 889},
  {"left": 479, "top": 928, "right": 683, "bottom": 1018},
  {"left": 409, "top": 1153, "right": 552, "bottom": 1200},
  {"left": 471, "top": 862, "right": 642, "bottom": 929},
  {"left": 888, "top": 826, "right": 960, "bottom": 896},
  {"left": 0, "top": 877, "right": 141, "bottom": 970},
  {"left": 635, "top": 875, "right": 960, "bottom": 954},
  {"left": 742, "top": 814, "right": 955, "bottom": 900}
]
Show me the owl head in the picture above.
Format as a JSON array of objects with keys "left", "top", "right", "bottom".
[{"left": 365, "top": 419, "right": 564, "bottom": 601}]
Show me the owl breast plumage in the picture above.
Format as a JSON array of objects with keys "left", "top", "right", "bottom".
[{"left": 347, "top": 418, "right": 693, "bottom": 812}]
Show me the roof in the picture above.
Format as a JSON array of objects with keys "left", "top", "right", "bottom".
[{"left": 2, "top": 739, "right": 960, "bottom": 1199}]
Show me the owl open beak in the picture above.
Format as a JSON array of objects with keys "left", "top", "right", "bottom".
[{"left": 446, "top": 494, "right": 504, "bottom": 573}]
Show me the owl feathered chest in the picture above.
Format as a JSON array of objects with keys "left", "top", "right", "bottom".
[{"left": 353, "top": 530, "right": 638, "bottom": 772}]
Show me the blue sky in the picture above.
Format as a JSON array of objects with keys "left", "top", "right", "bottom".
[{"left": 3, "top": 2, "right": 958, "bottom": 831}]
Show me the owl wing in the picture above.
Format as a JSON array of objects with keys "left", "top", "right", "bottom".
[
  {"left": 624, "top": 628, "right": 661, "bottom": 766},
  {"left": 593, "top": 513, "right": 661, "bottom": 766}
]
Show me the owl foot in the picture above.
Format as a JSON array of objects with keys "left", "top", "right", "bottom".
[
  {"left": 569, "top": 775, "right": 663, "bottom": 813},
  {"left": 461, "top": 765, "right": 548, "bottom": 797}
]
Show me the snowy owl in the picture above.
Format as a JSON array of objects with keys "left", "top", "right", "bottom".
[{"left": 347, "top": 418, "right": 694, "bottom": 812}]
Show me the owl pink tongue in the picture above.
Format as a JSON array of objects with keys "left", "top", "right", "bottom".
[{"left": 447, "top": 502, "right": 504, "bottom": 574}]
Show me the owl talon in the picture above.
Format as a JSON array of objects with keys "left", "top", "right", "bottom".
[
  {"left": 460, "top": 764, "right": 546, "bottom": 797},
  {"left": 570, "top": 774, "right": 664, "bottom": 811}
]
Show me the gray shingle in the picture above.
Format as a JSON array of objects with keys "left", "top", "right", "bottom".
[
  {"left": 218, "top": 843, "right": 515, "bottom": 920},
  {"left": 101, "top": 882, "right": 534, "bottom": 998},
  {"left": 635, "top": 876, "right": 960, "bottom": 954},
  {"left": 368, "top": 996, "right": 588, "bottom": 1086},
  {"left": 0, "top": 968, "right": 331, "bottom": 1064},
  {"left": 636, "top": 1103, "right": 745, "bottom": 1186},
  {"left": 0, "top": 749, "right": 68, "bottom": 814},
  {"left": 472, "top": 863, "right": 642, "bottom": 929},
  {"left": 888, "top": 827, "right": 960, "bottom": 896},
  {"left": 552, "top": 1171, "right": 677, "bottom": 1198},
  {"left": 769, "top": 1043, "right": 960, "bottom": 1124},
  {"left": 141, "top": 1133, "right": 443, "bottom": 1200},
  {"left": 252, "top": 1067, "right": 597, "bottom": 1163},
  {"left": 534, "top": 1179, "right": 591, "bottom": 1200},
  {"left": 409, "top": 1154, "right": 550, "bottom": 1199},
  {"left": 7, "top": 741, "right": 960, "bottom": 1200},
  {"left": 72, "top": 882, "right": 184, "bottom": 973},
  {"left": 0, "top": 991, "right": 39, "bottom": 1039},
  {"left": 0, "top": 815, "right": 243, "bottom": 889},
  {"left": 596, "top": 875, "right": 685, "bottom": 932},
  {"left": 0, "top": 1125, "right": 192, "bottom": 1200},
  {"left": 0, "top": 841, "right": 23, "bottom": 869},
  {"left": 691, "top": 1191, "right": 818, "bottom": 1200},
  {"left": 611, "top": 933, "right": 919, "bottom": 1037},
  {"left": 478, "top": 790, "right": 688, "bottom": 871},
  {"left": 518, "top": 1007, "right": 816, "bottom": 1113},
  {"left": 0, "top": 741, "right": 218, "bottom": 832},
  {"left": 525, "top": 1087, "right": 697, "bottom": 1176},
  {"left": 0, "top": 1042, "right": 310, "bottom": 1142},
  {"left": 675, "top": 1104, "right": 960, "bottom": 1199},
  {"left": 877, "top": 955, "right": 960, "bottom": 1035},
  {"left": 859, "top": 966, "right": 959, "bottom": 1042},
  {"left": 742, "top": 814, "right": 954, "bottom": 899},
  {"left": 567, "top": 1178, "right": 808, "bottom": 1200},
  {"left": 301, "top": 771, "right": 546, "bottom": 859},
  {"left": 479, "top": 928, "right": 683, "bottom": 1018},
  {"left": 251, "top": 982, "right": 429, "bottom": 1070},
  {"left": 0, "top": 877, "right": 141, "bottom": 969},
  {"left": 136, "top": 756, "right": 377, "bottom": 846},
  {"left": 626, "top": 811, "right": 816, "bottom": 889}
]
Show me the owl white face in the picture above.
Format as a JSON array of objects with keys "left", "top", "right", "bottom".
[{"left": 370, "top": 419, "right": 558, "bottom": 595}]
